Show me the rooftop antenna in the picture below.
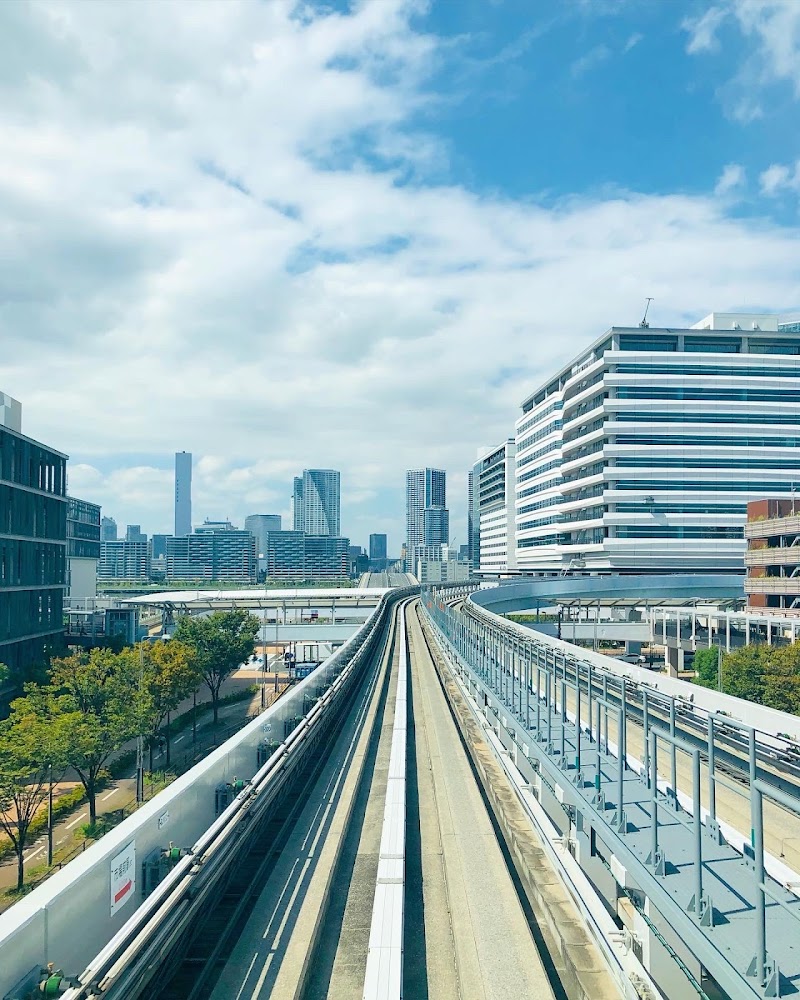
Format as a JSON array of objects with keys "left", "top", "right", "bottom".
[{"left": 639, "top": 297, "right": 653, "bottom": 328}]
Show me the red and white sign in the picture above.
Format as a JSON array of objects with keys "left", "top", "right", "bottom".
[{"left": 110, "top": 841, "right": 136, "bottom": 916}]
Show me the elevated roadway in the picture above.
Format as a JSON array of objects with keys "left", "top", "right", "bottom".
[{"left": 6, "top": 575, "right": 800, "bottom": 1000}]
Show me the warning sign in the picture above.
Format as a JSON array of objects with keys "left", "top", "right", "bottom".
[{"left": 110, "top": 841, "right": 136, "bottom": 915}]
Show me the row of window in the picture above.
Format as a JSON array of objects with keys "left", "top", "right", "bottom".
[
  {"left": 516, "top": 418, "right": 562, "bottom": 454},
  {"left": 615, "top": 456, "right": 800, "bottom": 468},
  {"left": 516, "top": 438, "right": 560, "bottom": 469},
  {"left": 518, "top": 476, "right": 562, "bottom": 500},
  {"left": 518, "top": 459, "right": 562, "bottom": 484},
  {"left": 0, "top": 486, "right": 66, "bottom": 540},
  {"left": 517, "top": 495, "right": 561, "bottom": 516},
  {"left": 612, "top": 411, "right": 800, "bottom": 426},
  {"left": 614, "top": 525, "right": 742, "bottom": 539},
  {"left": 613, "top": 480, "right": 799, "bottom": 492},
  {"left": 0, "top": 539, "right": 66, "bottom": 588},
  {"left": 517, "top": 399, "right": 562, "bottom": 435},
  {"left": 615, "top": 434, "right": 800, "bottom": 448},
  {"left": 614, "top": 363, "right": 800, "bottom": 378},
  {"left": 615, "top": 386, "right": 800, "bottom": 402},
  {"left": 617, "top": 335, "right": 800, "bottom": 355}
]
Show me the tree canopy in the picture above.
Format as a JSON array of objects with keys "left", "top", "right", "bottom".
[
  {"left": 694, "top": 641, "right": 800, "bottom": 716},
  {"left": 174, "top": 610, "right": 259, "bottom": 723}
]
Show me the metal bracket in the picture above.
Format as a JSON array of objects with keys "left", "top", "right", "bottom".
[
  {"left": 647, "top": 847, "right": 666, "bottom": 876},
  {"left": 688, "top": 891, "right": 715, "bottom": 927},
  {"left": 746, "top": 954, "right": 781, "bottom": 997},
  {"left": 614, "top": 809, "right": 627, "bottom": 835}
]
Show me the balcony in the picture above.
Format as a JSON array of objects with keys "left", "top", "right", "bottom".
[
  {"left": 745, "top": 546, "right": 800, "bottom": 567},
  {"left": 745, "top": 513, "right": 800, "bottom": 539},
  {"left": 744, "top": 577, "right": 800, "bottom": 595}
]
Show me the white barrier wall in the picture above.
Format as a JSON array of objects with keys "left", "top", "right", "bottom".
[{"left": 0, "top": 600, "right": 385, "bottom": 997}]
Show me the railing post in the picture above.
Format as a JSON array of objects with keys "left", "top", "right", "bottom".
[
  {"left": 692, "top": 749, "right": 703, "bottom": 919},
  {"left": 575, "top": 680, "right": 582, "bottom": 781},
  {"left": 650, "top": 730, "right": 660, "bottom": 871},
  {"left": 670, "top": 698, "right": 678, "bottom": 809},
  {"left": 535, "top": 666, "right": 541, "bottom": 738},
  {"left": 749, "top": 728, "right": 757, "bottom": 851},
  {"left": 642, "top": 689, "right": 650, "bottom": 785},
  {"left": 560, "top": 679, "right": 566, "bottom": 766},
  {"left": 620, "top": 677, "right": 627, "bottom": 771},
  {"left": 754, "top": 784, "right": 766, "bottom": 985},
  {"left": 707, "top": 715, "right": 716, "bottom": 828}
]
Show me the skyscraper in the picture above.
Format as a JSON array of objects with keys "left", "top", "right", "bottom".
[
  {"left": 100, "top": 516, "right": 118, "bottom": 541},
  {"left": 301, "top": 469, "right": 340, "bottom": 536},
  {"left": 292, "top": 476, "right": 304, "bottom": 531},
  {"left": 245, "top": 514, "right": 282, "bottom": 561},
  {"left": 369, "top": 533, "right": 387, "bottom": 569},
  {"left": 175, "top": 451, "right": 192, "bottom": 537},
  {"left": 406, "top": 468, "right": 448, "bottom": 554}
]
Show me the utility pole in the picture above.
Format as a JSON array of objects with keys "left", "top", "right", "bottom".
[
  {"left": 261, "top": 609, "right": 267, "bottom": 710},
  {"left": 717, "top": 642, "right": 722, "bottom": 693},
  {"left": 136, "top": 642, "right": 145, "bottom": 804},
  {"left": 46, "top": 763, "right": 53, "bottom": 867}
]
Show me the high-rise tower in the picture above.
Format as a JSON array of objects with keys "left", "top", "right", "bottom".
[
  {"left": 175, "top": 451, "right": 192, "bottom": 537},
  {"left": 406, "top": 468, "right": 448, "bottom": 554},
  {"left": 292, "top": 476, "right": 304, "bottom": 531},
  {"left": 301, "top": 469, "right": 340, "bottom": 536}
]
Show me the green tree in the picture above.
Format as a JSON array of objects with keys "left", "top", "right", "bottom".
[
  {"left": 763, "top": 643, "right": 800, "bottom": 715},
  {"left": 32, "top": 649, "right": 141, "bottom": 823},
  {"left": 175, "top": 610, "right": 259, "bottom": 724},
  {"left": 719, "top": 644, "right": 771, "bottom": 705},
  {"left": 0, "top": 706, "right": 69, "bottom": 889},
  {"left": 692, "top": 646, "right": 721, "bottom": 689},
  {"left": 137, "top": 640, "right": 201, "bottom": 770}
]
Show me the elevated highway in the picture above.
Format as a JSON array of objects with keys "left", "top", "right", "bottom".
[{"left": 3, "top": 576, "right": 800, "bottom": 1000}]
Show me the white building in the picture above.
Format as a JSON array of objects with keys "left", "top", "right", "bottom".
[
  {"left": 475, "top": 440, "right": 517, "bottom": 576},
  {"left": 300, "top": 469, "right": 340, "bottom": 536},
  {"left": 515, "top": 312, "right": 800, "bottom": 575}
]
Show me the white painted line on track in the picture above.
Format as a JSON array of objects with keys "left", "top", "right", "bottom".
[
  {"left": 101, "top": 788, "right": 119, "bottom": 802},
  {"left": 24, "top": 846, "right": 44, "bottom": 863},
  {"left": 66, "top": 812, "right": 87, "bottom": 829},
  {"left": 174, "top": 734, "right": 186, "bottom": 743}
]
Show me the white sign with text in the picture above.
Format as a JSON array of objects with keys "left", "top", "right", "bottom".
[{"left": 110, "top": 841, "right": 136, "bottom": 916}]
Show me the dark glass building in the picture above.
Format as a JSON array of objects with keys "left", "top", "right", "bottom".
[{"left": 0, "top": 420, "right": 67, "bottom": 679}]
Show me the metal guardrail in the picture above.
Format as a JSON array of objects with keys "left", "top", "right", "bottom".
[{"left": 422, "top": 589, "right": 800, "bottom": 1000}]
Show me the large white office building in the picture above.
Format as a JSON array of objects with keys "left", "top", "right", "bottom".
[
  {"left": 514, "top": 311, "right": 800, "bottom": 575},
  {"left": 297, "top": 469, "right": 340, "bottom": 536},
  {"left": 474, "top": 440, "right": 517, "bottom": 576}
]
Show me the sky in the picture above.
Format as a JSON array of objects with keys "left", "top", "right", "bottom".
[{"left": 3, "top": 0, "right": 800, "bottom": 555}]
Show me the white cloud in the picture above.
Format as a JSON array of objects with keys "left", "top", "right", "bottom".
[
  {"left": 3, "top": 1, "right": 800, "bottom": 554},
  {"left": 682, "top": 7, "right": 727, "bottom": 53},
  {"left": 759, "top": 161, "right": 800, "bottom": 195},
  {"left": 570, "top": 43, "right": 611, "bottom": 78},
  {"left": 714, "top": 162, "right": 746, "bottom": 195},
  {"left": 623, "top": 32, "right": 643, "bottom": 53}
]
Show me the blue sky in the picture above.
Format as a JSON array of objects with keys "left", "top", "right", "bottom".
[{"left": 2, "top": 0, "right": 800, "bottom": 553}]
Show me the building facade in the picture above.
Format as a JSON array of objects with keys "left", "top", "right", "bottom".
[
  {"left": 745, "top": 498, "right": 800, "bottom": 609},
  {"left": 292, "top": 477, "right": 304, "bottom": 531},
  {"left": 245, "top": 514, "right": 282, "bottom": 565},
  {"left": 67, "top": 497, "right": 101, "bottom": 600},
  {"left": 0, "top": 400, "right": 67, "bottom": 678},
  {"left": 406, "top": 468, "right": 448, "bottom": 556},
  {"left": 99, "top": 540, "right": 149, "bottom": 580},
  {"left": 475, "top": 440, "right": 517, "bottom": 576},
  {"left": 165, "top": 520, "right": 256, "bottom": 581},
  {"left": 100, "top": 516, "right": 118, "bottom": 541},
  {"left": 307, "top": 535, "right": 350, "bottom": 579},
  {"left": 301, "top": 469, "right": 340, "bottom": 536},
  {"left": 515, "top": 312, "right": 800, "bottom": 575},
  {"left": 369, "top": 533, "right": 387, "bottom": 569},
  {"left": 265, "top": 530, "right": 306, "bottom": 580},
  {"left": 174, "top": 451, "right": 192, "bottom": 536}
]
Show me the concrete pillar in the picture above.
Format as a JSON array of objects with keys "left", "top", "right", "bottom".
[{"left": 665, "top": 645, "right": 684, "bottom": 678}]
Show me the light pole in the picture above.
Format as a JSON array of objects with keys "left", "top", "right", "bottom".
[
  {"left": 46, "top": 763, "right": 53, "bottom": 867},
  {"left": 261, "top": 609, "right": 268, "bottom": 710},
  {"left": 136, "top": 642, "right": 145, "bottom": 804}
]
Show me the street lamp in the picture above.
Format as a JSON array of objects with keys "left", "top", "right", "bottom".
[{"left": 261, "top": 609, "right": 268, "bottom": 710}]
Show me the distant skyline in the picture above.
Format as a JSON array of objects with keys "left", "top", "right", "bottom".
[{"left": 5, "top": 1, "right": 800, "bottom": 555}]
